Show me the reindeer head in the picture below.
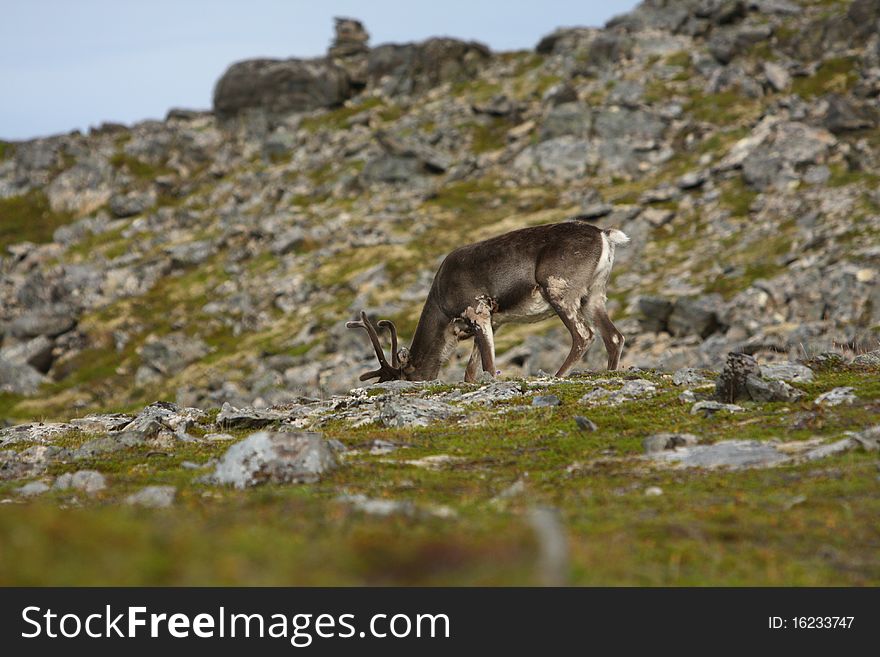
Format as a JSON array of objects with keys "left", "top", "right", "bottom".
[{"left": 346, "top": 310, "right": 407, "bottom": 382}]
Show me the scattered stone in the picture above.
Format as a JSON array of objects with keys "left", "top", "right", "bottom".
[
  {"left": 214, "top": 57, "right": 353, "bottom": 120},
  {"left": 337, "top": 493, "right": 414, "bottom": 517},
  {"left": 125, "top": 485, "right": 176, "bottom": 508},
  {"left": 69, "top": 413, "right": 134, "bottom": 433},
  {"left": 672, "top": 368, "right": 712, "bottom": 387},
  {"left": 668, "top": 296, "right": 722, "bottom": 338},
  {"left": 53, "top": 470, "right": 106, "bottom": 494},
  {"left": 852, "top": 350, "right": 880, "bottom": 366},
  {"left": 204, "top": 432, "right": 236, "bottom": 442},
  {"left": 814, "top": 387, "right": 857, "bottom": 407},
  {"left": 542, "top": 82, "right": 578, "bottom": 106},
  {"left": 677, "top": 170, "right": 707, "bottom": 189},
  {"left": 459, "top": 381, "right": 523, "bottom": 405},
  {"left": 17, "top": 480, "right": 51, "bottom": 496},
  {"left": 532, "top": 394, "right": 561, "bottom": 407},
  {"left": 74, "top": 431, "right": 146, "bottom": 459},
  {"left": 643, "top": 432, "right": 700, "bottom": 454},
  {"left": 573, "top": 416, "right": 597, "bottom": 432},
  {"left": 369, "top": 439, "right": 398, "bottom": 455},
  {"left": 216, "top": 402, "right": 286, "bottom": 430},
  {"left": 745, "top": 376, "right": 805, "bottom": 403},
  {"left": 644, "top": 486, "right": 663, "bottom": 496},
  {"left": 580, "top": 379, "right": 657, "bottom": 406},
  {"left": 679, "top": 390, "right": 697, "bottom": 403},
  {"left": 208, "top": 431, "right": 337, "bottom": 489},
  {"left": 763, "top": 61, "right": 791, "bottom": 91},
  {"left": 0, "top": 422, "right": 78, "bottom": 447},
  {"left": 397, "top": 454, "right": 461, "bottom": 470},
  {"left": 638, "top": 296, "right": 674, "bottom": 333},
  {"left": 337, "top": 493, "right": 454, "bottom": 519},
  {"left": 691, "top": 400, "right": 744, "bottom": 415},
  {"left": 649, "top": 440, "right": 789, "bottom": 468},
  {"left": 760, "top": 363, "right": 814, "bottom": 383},
  {"left": 0, "top": 357, "right": 46, "bottom": 395},
  {"left": 379, "top": 396, "right": 457, "bottom": 428}
]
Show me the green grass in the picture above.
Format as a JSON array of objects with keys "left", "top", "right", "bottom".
[
  {"left": 685, "top": 88, "right": 761, "bottom": 124},
  {"left": 0, "top": 366, "right": 878, "bottom": 585},
  {"left": 109, "top": 151, "right": 172, "bottom": 180},
  {"left": 791, "top": 56, "right": 858, "bottom": 99},
  {"left": 299, "top": 98, "right": 384, "bottom": 132},
  {"left": 719, "top": 178, "right": 758, "bottom": 217},
  {"left": 469, "top": 118, "right": 510, "bottom": 154},
  {"left": 0, "top": 140, "right": 13, "bottom": 160},
  {"left": 0, "top": 190, "right": 75, "bottom": 251}
]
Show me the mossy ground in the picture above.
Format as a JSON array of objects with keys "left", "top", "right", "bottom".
[
  {"left": 0, "top": 366, "right": 877, "bottom": 586},
  {"left": 0, "top": 190, "right": 75, "bottom": 251}
]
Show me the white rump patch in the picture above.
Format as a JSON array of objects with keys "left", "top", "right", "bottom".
[{"left": 604, "top": 229, "right": 630, "bottom": 247}]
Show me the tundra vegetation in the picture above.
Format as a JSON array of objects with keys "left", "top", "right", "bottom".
[{"left": 0, "top": 1, "right": 879, "bottom": 584}]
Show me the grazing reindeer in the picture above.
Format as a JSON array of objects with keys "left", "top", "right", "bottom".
[{"left": 347, "top": 219, "right": 629, "bottom": 383}]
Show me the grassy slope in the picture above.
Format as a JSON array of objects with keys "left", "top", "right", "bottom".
[{"left": 1, "top": 365, "right": 877, "bottom": 586}]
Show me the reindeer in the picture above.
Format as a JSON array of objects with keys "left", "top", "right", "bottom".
[{"left": 347, "top": 219, "right": 629, "bottom": 383}]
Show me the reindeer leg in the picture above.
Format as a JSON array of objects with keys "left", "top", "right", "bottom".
[
  {"left": 593, "top": 305, "right": 625, "bottom": 370},
  {"left": 543, "top": 285, "right": 594, "bottom": 378},
  {"left": 464, "top": 342, "right": 482, "bottom": 382},
  {"left": 462, "top": 297, "right": 496, "bottom": 377}
]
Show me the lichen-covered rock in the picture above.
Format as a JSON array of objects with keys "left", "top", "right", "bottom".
[
  {"left": 53, "top": 470, "right": 106, "bottom": 494},
  {"left": 814, "top": 387, "right": 857, "bottom": 407},
  {"left": 213, "top": 58, "right": 352, "bottom": 120},
  {"left": 648, "top": 440, "right": 790, "bottom": 469},
  {"left": 378, "top": 396, "right": 457, "bottom": 428},
  {"left": 744, "top": 376, "right": 804, "bottom": 403},
  {"left": 208, "top": 431, "right": 337, "bottom": 489},
  {"left": 125, "top": 485, "right": 176, "bottom": 508},
  {"left": 367, "top": 38, "right": 490, "bottom": 96},
  {"left": 216, "top": 402, "right": 287, "bottom": 430},
  {"left": 643, "top": 432, "right": 700, "bottom": 454},
  {"left": 760, "top": 363, "right": 814, "bottom": 383}
]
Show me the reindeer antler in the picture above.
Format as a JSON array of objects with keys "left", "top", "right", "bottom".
[
  {"left": 377, "top": 319, "right": 399, "bottom": 368},
  {"left": 346, "top": 310, "right": 402, "bottom": 382}
]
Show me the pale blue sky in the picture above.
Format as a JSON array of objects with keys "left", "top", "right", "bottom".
[{"left": 0, "top": 0, "right": 640, "bottom": 140}]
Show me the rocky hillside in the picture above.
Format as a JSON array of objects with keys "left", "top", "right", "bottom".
[
  {"left": 1, "top": 0, "right": 879, "bottom": 586},
  {"left": 1, "top": 2, "right": 879, "bottom": 419}
]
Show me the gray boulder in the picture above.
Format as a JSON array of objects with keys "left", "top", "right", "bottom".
[
  {"left": 668, "top": 296, "right": 722, "bottom": 338},
  {"left": 852, "top": 349, "right": 880, "bottom": 366},
  {"left": 0, "top": 335, "right": 54, "bottom": 373},
  {"left": 213, "top": 58, "right": 352, "bottom": 120},
  {"left": 379, "top": 396, "right": 457, "bottom": 428},
  {"left": 126, "top": 485, "right": 176, "bottom": 508},
  {"left": 216, "top": 402, "right": 287, "bottom": 430},
  {"left": 643, "top": 432, "right": 700, "bottom": 454},
  {"left": 54, "top": 469, "right": 106, "bottom": 494},
  {"left": 649, "top": 439, "right": 789, "bottom": 469},
  {"left": 209, "top": 431, "right": 337, "bottom": 489},
  {"left": 5, "top": 306, "right": 77, "bottom": 339},
  {"left": 0, "top": 357, "right": 45, "bottom": 394},
  {"left": 367, "top": 38, "right": 490, "bottom": 96},
  {"left": 139, "top": 332, "right": 208, "bottom": 377},
  {"left": 539, "top": 103, "right": 592, "bottom": 141},
  {"left": 760, "top": 363, "right": 814, "bottom": 383},
  {"left": 638, "top": 296, "right": 674, "bottom": 333},
  {"left": 108, "top": 190, "right": 156, "bottom": 218},
  {"left": 744, "top": 376, "right": 804, "bottom": 403}
]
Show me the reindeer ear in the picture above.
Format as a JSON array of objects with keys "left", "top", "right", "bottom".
[{"left": 396, "top": 347, "right": 410, "bottom": 366}]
